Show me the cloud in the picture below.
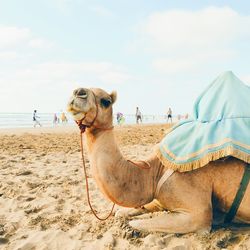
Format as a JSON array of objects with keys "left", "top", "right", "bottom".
[
  {"left": 152, "top": 58, "right": 196, "bottom": 74},
  {"left": 139, "top": 7, "right": 250, "bottom": 51},
  {"left": 152, "top": 49, "right": 237, "bottom": 73},
  {"left": 99, "top": 71, "right": 131, "bottom": 84},
  {"left": 0, "top": 60, "right": 132, "bottom": 112},
  {"left": 89, "top": 4, "right": 114, "bottom": 17},
  {"left": 48, "top": 0, "right": 74, "bottom": 14},
  {"left": 0, "top": 25, "right": 54, "bottom": 51},
  {"left": 134, "top": 6, "right": 250, "bottom": 73},
  {"left": 0, "top": 51, "right": 17, "bottom": 60},
  {"left": 0, "top": 23, "right": 130, "bottom": 111},
  {"left": 0, "top": 26, "right": 31, "bottom": 48},
  {"left": 9, "top": 61, "right": 131, "bottom": 84},
  {"left": 28, "top": 38, "right": 54, "bottom": 49}
]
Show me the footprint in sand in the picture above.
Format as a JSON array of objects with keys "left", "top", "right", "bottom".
[
  {"left": 0, "top": 237, "right": 9, "bottom": 245},
  {"left": 16, "top": 170, "right": 33, "bottom": 176},
  {"left": 26, "top": 182, "right": 42, "bottom": 189}
]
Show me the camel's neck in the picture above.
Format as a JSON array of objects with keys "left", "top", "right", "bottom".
[{"left": 85, "top": 128, "right": 160, "bottom": 207}]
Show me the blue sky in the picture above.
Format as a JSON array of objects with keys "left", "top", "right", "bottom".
[{"left": 0, "top": 0, "right": 250, "bottom": 116}]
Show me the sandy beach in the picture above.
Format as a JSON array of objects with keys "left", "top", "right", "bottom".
[{"left": 1, "top": 124, "right": 250, "bottom": 250}]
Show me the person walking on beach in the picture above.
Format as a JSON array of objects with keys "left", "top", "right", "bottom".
[
  {"left": 53, "top": 113, "right": 58, "bottom": 125},
  {"left": 167, "top": 107, "right": 172, "bottom": 123},
  {"left": 116, "top": 112, "right": 125, "bottom": 125},
  {"left": 33, "top": 110, "right": 42, "bottom": 127},
  {"left": 61, "top": 112, "right": 68, "bottom": 123},
  {"left": 136, "top": 107, "right": 142, "bottom": 124}
]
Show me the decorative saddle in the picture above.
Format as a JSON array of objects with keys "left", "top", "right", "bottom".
[{"left": 157, "top": 71, "right": 250, "bottom": 172}]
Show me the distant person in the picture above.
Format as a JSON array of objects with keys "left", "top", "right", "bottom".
[
  {"left": 53, "top": 113, "right": 58, "bottom": 125},
  {"left": 177, "top": 114, "right": 181, "bottom": 121},
  {"left": 185, "top": 113, "right": 189, "bottom": 119},
  {"left": 61, "top": 112, "right": 68, "bottom": 123},
  {"left": 116, "top": 112, "right": 125, "bottom": 125},
  {"left": 33, "top": 110, "right": 42, "bottom": 127},
  {"left": 167, "top": 107, "right": 172, "bottom": 123},
  {"left": 136, "top": 107, "right": 142, "bottom": 124}
]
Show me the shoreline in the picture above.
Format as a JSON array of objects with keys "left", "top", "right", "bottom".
[
  {"left": 0, "top": 125, "right": 78, "bottom": 135},
  {"left": 0, "top": 123, "right": 171, "bottom": 135}
]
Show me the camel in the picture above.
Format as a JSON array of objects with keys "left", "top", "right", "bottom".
[{"left": 67, "top": 87, "right": 250, "bottom": 234}]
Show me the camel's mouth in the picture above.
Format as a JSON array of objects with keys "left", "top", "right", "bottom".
[
  {"left": 68, "top": 110, "right": 86, "bottom": 121},
  {"left": 67, "top": 100, "right": 86, "bottom": 121},
  {"left": 67, "top": 89, "right": 93, "bottom": 123}
]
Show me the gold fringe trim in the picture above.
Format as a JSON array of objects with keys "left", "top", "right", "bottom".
[
  {"left": 156, "top": 146, "right": 250, "bottom": 172},
  {"left": 162, "top": 138, "right": 250, "bottom": 161}
]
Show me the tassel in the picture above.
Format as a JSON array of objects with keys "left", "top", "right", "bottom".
[{"left": 156, "top": 147, "right": 250, "bottom": 172}]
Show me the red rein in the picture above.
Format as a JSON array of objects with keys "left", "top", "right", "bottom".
[
  {"left": 79, "top": 128, "right": 115, "bottom": 221},
  {"left": 75, "top": 91, "right": 150, "bottom": 221},
  {"left": 77, "top": 125, "right": 151, "bottom": 221}
]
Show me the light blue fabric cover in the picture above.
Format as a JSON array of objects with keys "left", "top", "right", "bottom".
[{"left": 158, "top": 71, "right": 250, "bottom": 170}]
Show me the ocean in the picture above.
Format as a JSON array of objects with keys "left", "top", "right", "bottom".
[{"left": 0, "top": 113, "right": 171, "bottom": 128}]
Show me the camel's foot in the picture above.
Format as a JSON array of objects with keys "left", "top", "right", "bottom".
[
  {"left": 115, "top": 207, "right": 146, "bottom": 218},
  {"left": 129, "top": 211, "right": 211, "bottom": 234}
]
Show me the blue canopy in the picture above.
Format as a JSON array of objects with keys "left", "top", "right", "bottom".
[{"left": 157, "top": 71, "right": 250, "bottom": 172}]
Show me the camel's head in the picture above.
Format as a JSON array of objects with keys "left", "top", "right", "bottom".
[{"left": 67, "top": 87, "right": 117, "bottom": 129}]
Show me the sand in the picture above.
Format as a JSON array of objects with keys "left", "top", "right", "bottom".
[{"left": 0, "top": 124, "right": 250, "bottom": 250}]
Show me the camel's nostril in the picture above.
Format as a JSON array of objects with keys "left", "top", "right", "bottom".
[
  {"left": 77, "top": 88, "right": 87, "bottom": 96},
  {"left": 73, "top": 88, "right": 87, "bottom": 97}
]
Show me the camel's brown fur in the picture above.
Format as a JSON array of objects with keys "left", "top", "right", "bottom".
[{"left": 67, "top": 87, "right": 250, "bottom": 234}]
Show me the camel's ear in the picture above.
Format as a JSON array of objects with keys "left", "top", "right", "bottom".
[{"left": 110, "top": 91, "right": 117, "bottom": 104}]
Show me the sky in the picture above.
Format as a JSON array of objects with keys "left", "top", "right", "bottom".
[{"left": 0, "top": 0, "right": 250, "bottom": 116}]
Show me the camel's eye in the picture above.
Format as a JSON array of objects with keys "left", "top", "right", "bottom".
[{"left": 100, "top": 98, "right": 111, "bottom": 108}]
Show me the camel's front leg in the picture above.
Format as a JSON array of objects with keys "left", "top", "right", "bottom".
[
  {"left": 129, "top": 210, "right": 211, "bottom": 234},
  {"left": 115, "top": 207, "right": 146, "bottom": 218},
  {"left": 115, "top": 199, "right": 165, "bottom": 218}
]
